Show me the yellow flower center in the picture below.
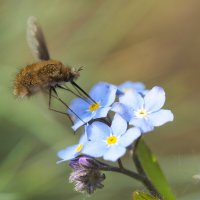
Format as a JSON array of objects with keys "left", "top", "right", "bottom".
[
  {"left": 135, "top": 108, "right": 148, "bottom": 118},
  {"left": 106, "top": 136, "right": 118, "bottom": 145},
  {"left": 89, "top": 103, "right": 100, "bottom": 112},
  {"left": 75, "top": 144, "right": 83, "bottom": 152}
]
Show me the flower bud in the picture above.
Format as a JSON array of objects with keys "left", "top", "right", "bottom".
[
  {"left": 69, "top": 155, "right": 103, "bottom": 169},
  {"left": 69, "top": 156, "right": 106, "bottom": 194}
]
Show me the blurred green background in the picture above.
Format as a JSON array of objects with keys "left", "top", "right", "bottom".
[{"left": 1, "top": 0, "right": 200, "bottom": 199}]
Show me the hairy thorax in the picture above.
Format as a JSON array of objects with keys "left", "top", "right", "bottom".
[{"left": 13, "top": 60, "right": 80, "bottom": 97}]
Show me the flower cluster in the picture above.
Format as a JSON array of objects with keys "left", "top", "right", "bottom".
[
  {"left": 58, "top": 81, "right": 173, "bottom": 162},
  {"left": 57, "top": 81, "right": 174, "bottom": 193}
]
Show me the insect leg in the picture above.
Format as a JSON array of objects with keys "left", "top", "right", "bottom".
[
  {"left": 51, "top": 87, "right": 85, "bottom": 124},
  {"left": 48, "top": 87, "right": 74, "bottom": 125},
  {"left": 56, "top": 85, "right": 90, "bottom": 104},
  {"left": 56, "top": 85, "right": 83, "bottom": 99}
]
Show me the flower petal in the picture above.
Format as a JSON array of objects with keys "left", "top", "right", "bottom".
[
  {"left": 68, "top": 98, "right": 92, "bottom": 131},
  {"left": 68, "top": 98, "right": 90, "bottom": 113},
  {"left": 119, "top": 90, "right": 144, "bottom": 110},
  {"left": 118, "top": 81, "right": 145, "bottom": 93},
  {"left": 72, "top": 113, "right": 92, "bottom": 131},
  {"left": 93, "top": 107, "right": 111, "bottom": 119},
  {"left": 89, "top": 82, "right": 117, "bottom": 107},
  {"left": 130, "top": 118, "right": 154, "bottom": 133},
  {"left": 140, "top": 89, "right": 149, "bottom": 96},
  {"left": 103, "top": 145, "right": 126, "bottom": 162},
  {"left": 57, "top": 144, "right": 79, "bottom": 163},
  {"left": 119, "top": 127, "right": 141, "bottom": 147},
  {"left": 144, "top": 86, "right": 165, "bottom": 112},
  {"left": 111, "top": 114, "right": 127, "bottom": 136},
  {"left": 79, "top": 132, "right": 88, "bottom": 144},
  {"left": 111, "top": 102, "right": 133, "bottom": 122},
  {"left": 148, "top": 109, "right": 174, "bottom": 126},
  {"left": 82, "top": 141, "right": 107, "bottom": 157},
  {"left": 86, "top": 122, "right": 111, "bottom": 141}
]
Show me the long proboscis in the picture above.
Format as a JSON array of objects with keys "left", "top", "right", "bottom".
[{"left": 71, "top": 81, "right": 96, "bottom": 104}]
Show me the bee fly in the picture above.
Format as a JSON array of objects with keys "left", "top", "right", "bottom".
[{"left": 13, "top": 16, "right": 93, "bottom": 123}]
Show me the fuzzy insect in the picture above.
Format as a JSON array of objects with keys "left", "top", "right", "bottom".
[
  {"left": 13, "top": 16, "right": 90, "bottom": 123},
  {"left": 13, "top": 59, "right": 80, "bottom": 97}
]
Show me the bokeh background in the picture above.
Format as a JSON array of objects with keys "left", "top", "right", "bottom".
[{"left": 1, "top": 0, "right": 200, "bottom": 199}]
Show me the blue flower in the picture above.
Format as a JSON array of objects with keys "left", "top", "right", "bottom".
[
  {"left": 57, "top": 133, "right": 87, "bottom": 163},
  {"left": 117, "top": 81, "right": 148, "bottom": 96},
  {"left": 68, "top": 82, "right": 117, "bottom": 131},
  {"left": 112, "top": 86, "right": 174, "bottom": 133},
  {"left": 82, "top": 114, "right": 141, "bottom": 162}
]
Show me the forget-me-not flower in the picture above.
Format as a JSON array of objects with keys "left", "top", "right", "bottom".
[
  {"left": 112, "top": 86, "right": 174, "bottom": 133},
  {"left": 117, "top": 81, "right": 146, "bottom": 95},
  {"left": 68, "top": 82, "right": 117, "bottom": 131},
  {"left": 82, "top": 114, "right": 141, "bottom": 162},
  {"left": 57, "top": 133, "right": 87, "bottom": 163}
]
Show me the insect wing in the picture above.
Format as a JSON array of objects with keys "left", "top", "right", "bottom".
[{"left": 27, "top": 16, "right": 50, "bottom": 60}]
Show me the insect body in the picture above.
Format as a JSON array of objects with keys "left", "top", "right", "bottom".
[
  {"left": 13, "top": 60, "right": 80, "bottom": 97},
  {"left": 13, "top": 16, "right": 82, "bottom": 98}
]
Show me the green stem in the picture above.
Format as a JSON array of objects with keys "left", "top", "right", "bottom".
[
  {"left": 132, "top": 138, "right": 163, "bottom": 199},
  {"left": 118, "top": 159, "right": 124, "bottom": 169},
  {"left": 96, "top": 138, "right": 163, "bottom": 199},
  {"left": 99, "top": 163, "right": 146, "bottom": 182},
  {"left": 133, "top": 154, "right": 163, "bottom": 199}
]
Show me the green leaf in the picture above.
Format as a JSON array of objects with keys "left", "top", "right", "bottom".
[
  {"left": 135, "top": 139, "right": 176, "bottom": 200},
  {"left": 133, "top": 191, "right": 160, "bottom": 200}
]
